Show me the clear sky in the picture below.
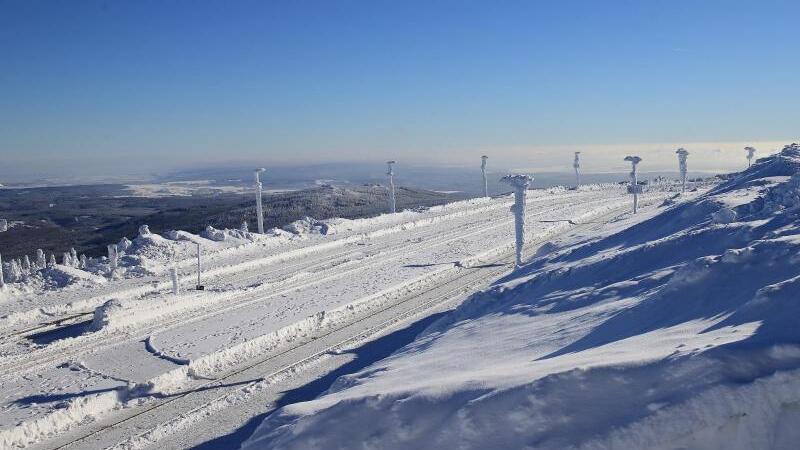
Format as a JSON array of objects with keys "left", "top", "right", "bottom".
[{"left": 1, "top": 0, "right": 798, "bottom": 180}]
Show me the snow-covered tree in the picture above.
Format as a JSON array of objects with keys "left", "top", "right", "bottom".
[
  {"left": 139, "top": 225, "right": 152, "bottom": 237},
  {"left": 573, "top": 152, "right": 581, "bottom": 188},
  {"left": 36, "top": 249, "right": 46, "bottom": 269},
  {"left": 80, "top": 254, "right": 88, "bottom": 269},
  {"left": 9, "top": 259, "right": 23, "bottom": 282},
  {"left": 48, "top": 253, "right": 56, "bottom": 268},
  {"left": 23, "top": 255, "right": 31, "bottom": 273}
]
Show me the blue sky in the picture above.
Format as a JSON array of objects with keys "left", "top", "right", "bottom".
[{"left": 1, "top": 0, "right": 798, "bottom": 179}]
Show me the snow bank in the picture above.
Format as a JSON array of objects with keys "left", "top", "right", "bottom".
[{"left": 242, "top": 144, "right": 800, "bottom": 450}]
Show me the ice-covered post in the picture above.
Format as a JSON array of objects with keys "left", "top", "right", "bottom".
[
  {"left": 0, "top": 253, "right": 4, "bottom": 288},
  {"left": 107, "top": 244, "right": 118, "bottom": 270},
  {"left": 254, "top": 168, "right": 266, "bottom": 234},
  {"left": 624, "top": 156, "right": 642, "bottom": 213},
  {"left": 386, "top": 160, "right": 397, "bottom": 214},
  {"left": 745, "top": 146, "right": 756, "bottom": 168},
  {"left": 573, "top": 152, "right": 581, "bottom": 188},
  {"left": 170, "top": 266, "right": 180, "bottom": 295},
  {"left": 480, "top": 155, "right": 489, "bottom": 197},
  {"left": 195, "top": 242, "right": 203, "bottom": 290},
  {"left": 676, "top": 148, "right": 689, "bottom": 193},
  {"left": 500, "top": 174, "right": 533, "bottom": 268}
]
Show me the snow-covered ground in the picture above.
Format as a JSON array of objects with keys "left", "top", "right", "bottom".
[
  {"left": 240, "top": 144, "right": 800, "bottom": 450},
  {"left": 0, "top": 180, "right": 689, "bottom": 449}
]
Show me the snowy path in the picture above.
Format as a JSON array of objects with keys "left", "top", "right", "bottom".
[{"left": 0, "top": 186, "right": 675, "bottom": 449}]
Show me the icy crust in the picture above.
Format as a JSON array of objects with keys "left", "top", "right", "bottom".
[{"left": 241, "top": 148, "right": 800, "bottom": 450}]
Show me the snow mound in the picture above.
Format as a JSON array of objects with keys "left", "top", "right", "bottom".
[
  {"left": 243, "top": 144, "right": 800, "bottom": 450},
  {"left": 282, "top": 217, "right": 335, "bottom": 235}
]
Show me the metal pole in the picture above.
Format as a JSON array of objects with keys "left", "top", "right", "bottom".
[
  {"left": 481, "top": 156, "right": 488, "bottom": 197},
  {"left": 254, "top": 168, "right": 266, "bottom": 234},
  {"left": 387, "top": 161, "right": 396, "bottom": 214}
]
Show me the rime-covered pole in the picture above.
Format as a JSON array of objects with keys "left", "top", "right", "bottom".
[
  {"left": 386, "top": 161, "right": 397, "bottom": 214},
  {"left": 481, "top": 155, "right": 489, "bottom": 197},
  {"left": 676, "top": 148, "right": 689, "bottom": 193},
  {"left": 254, "top": 168, "right": 266, "bottom": 234},
  {"left": 107, "top": 244, "right": 118, "bottom": 270},
  {"left": 573, "top": 152, "right": 581, "bottom": 188},
  {"left": 170, "top": 266, "right": 180, "bottom": 295},
  {"left": 196, "top": 242, "right": 202, "bottom": 288},
  {"left": 745, "top": 146, "right": 756, "bottom": 168},
  {"left": 500, "top": 174, "right": 533, "bottom": 267},
  {"left": 624, "top": 156, "right": 642, "bottom": 213},
  {"left": 0, "top": 253, "right": 5, "bottom": 288}
]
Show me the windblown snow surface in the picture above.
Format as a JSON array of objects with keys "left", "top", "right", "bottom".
[{"left": 244, "top": 145, "right": 800, "bottom": 450}]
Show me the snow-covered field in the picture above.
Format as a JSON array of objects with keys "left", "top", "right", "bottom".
[
  {"left": 0, "top": 178, "right": 692, "bottom": 449},
  {"left": 239, "top": 144, "right": 800, "bottom": 450}
]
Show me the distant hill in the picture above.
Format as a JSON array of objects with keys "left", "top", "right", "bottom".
[{"left": 0, "top": 184, "right": 467, "bottom": 260}]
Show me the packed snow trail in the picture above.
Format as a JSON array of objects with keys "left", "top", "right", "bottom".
[{"left": 0, "top": 185, "right": 679, "bottom": 448}]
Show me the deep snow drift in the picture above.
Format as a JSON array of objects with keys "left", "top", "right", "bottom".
[{"left": 244, "top": 144, "right": 800, "bottom": 450}]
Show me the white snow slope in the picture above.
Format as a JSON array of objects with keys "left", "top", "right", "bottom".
[
  {"left": 2, "top": 181, "right": 690, "bottom": 448},
  {"left": 244, "top": 144, "right": 800, "bottom": 450}
]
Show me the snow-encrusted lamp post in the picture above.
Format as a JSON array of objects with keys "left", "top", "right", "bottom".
[
  {"left": 500, "top": 174, "right": 533, "bottom": 268},
  {"left": 386, "top": 161, "right": 397, "bottom": 214},
  {"left": 676, "top": 148, "right": 689, "bottom": 193},
  {"left": 624, "top": 156, "right": 642, "bottom": 214},
  {"left": 573, "top": 152, "right": 581, "bottom": 188},
  {"left": 745, "top": 146, "right": 756, "bottom": 168},
  {"left": 481, "top": 155, "right": 489, "bottom": 197},
  {"left": 254, "top": 168, "right": 266, "bottom": 234}
]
